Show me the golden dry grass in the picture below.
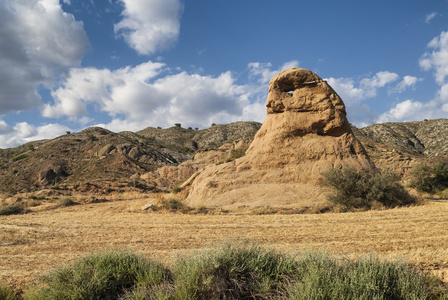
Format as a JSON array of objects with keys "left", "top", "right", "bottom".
[{"left": 1, "top": 197, "right": 448, "bottom": 290}]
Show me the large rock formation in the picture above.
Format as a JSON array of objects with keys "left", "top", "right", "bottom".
[{"left": 185, "top": 68, "right": 374, "bottom": 209}]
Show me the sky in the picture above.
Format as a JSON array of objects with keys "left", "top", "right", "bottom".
[{"left": 0, "top": 0, "right": 447, "bottom": 148}]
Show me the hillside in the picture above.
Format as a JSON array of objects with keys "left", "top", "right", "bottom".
[
  {"left": 0, "top": 119, "right": 446, "bottom": 195},
  {"left": 0, "top": 122, "right": 261, "bottom": 194},
  {"left": 355, "top": 118, "right": 448, "bottom": 157}
]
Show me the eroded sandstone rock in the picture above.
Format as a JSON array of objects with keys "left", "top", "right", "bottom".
[{"left": 184, "top": 68, "right": 374, "bottom": 209}]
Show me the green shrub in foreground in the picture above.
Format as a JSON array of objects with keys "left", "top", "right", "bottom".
[
  {"left": 26, "top": 249, "right": 170, "bottom": 300},
  {"left": 0, "top": 283, "right": 18, "bottom": 300},
  {"left": 322, "top": 165, "right": 417, "bottom": 210},
  {"left": 288, "top": 251, "right": 432, "bottom": 299},
  {"left": 25, "top": 243, "right": 448, "bottom": 299},
  {"left": 172, "top": 241, "right": 298, "bottom": 299}
]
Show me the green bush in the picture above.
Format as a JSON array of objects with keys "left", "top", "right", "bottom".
[
  {"left": 322, "top": 165, "right": 416, "bottom": 210},
  {"left": 161, "top": 199, "right": 189, "bottom": 212},
  {"left": 23, "top": 244, "right": 448, "bottom": 299},
  {"left": 172, "top": 241, "right": 297, "bottom": 299},
  {"left": 228, "top": 147, "right": 248, "bottom": 161},
  {"left": 0, "top": 283, "right": 18, "bottom": 300},
  {"left": 26, "top": 249, "right": 170, "bottom": 300},
  {"left": 287, "top": 251, "right": 436, "bottom": 299},
  {"left": 0, "top": 203, "right": 26, "bottom": 216},
  {"left": 58, "top": 197, "right": 75, "bottom": 207},
  {"left": 11, "top": 153, "right": 28, "bottom": 162},
  {"left": 410, "top": 157, "right": 448, "bottom": 193}
]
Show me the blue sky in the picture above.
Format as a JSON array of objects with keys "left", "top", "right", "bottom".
[{"left": 0, "top": 0, "right": 447, "bottom": 148}]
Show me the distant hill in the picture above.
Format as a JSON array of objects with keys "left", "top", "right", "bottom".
[
  {"left": 0, "top": 122, "right": 261, "bottom": 194},
  {"left": 354, "top": 119, "right": 448, "bottom": 157},
  {"left": 0, "top": 119, "right": 446, "bottom": 195}
]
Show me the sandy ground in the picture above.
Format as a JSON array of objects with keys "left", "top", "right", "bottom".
[{"left": 1, "top": 198, "right": 448, "bottom": 290}]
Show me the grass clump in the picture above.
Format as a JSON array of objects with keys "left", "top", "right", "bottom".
[
  {"left": 57, "top": 196, "right": 75, "bottom": 207},
  {"left": 0, "top": 203, "right": 26, "bottom": 216},
  {"left": 0, "top": 283, "right": 19, "bottom": 300},
  {"left": 26, "top": 249, "right": 170, "bottom": 300},
  {"left": 11, "top": 153, "right": 29, "bottom": 162},
  {"left": 322, "top": 165, "right": 417, "bottom": 211}
]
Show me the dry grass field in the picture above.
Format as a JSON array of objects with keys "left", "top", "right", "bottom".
[{"left": 1, "top": 196, "right": 448, "bottom": 291}]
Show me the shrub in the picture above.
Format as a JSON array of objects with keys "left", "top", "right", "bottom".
[
  {"left": 0, "top": 203, "right": 26, "bottom": 216},
  {"left": 24, "top": 244, "right": 448, "bottom": 299},
  {"left": 172, "top": 184, "right": 182, "bottom": 194},
  {"left": 410, "top": 157, "right": 448, "bottom": 193},
  {"left": 26, "top": 249, "right": 170, "bottom": 300},
  {"left": 11, "top": 153, "right": 28, "bottom": 162},
  {"left": 58, "top": 197, "right": 75, "bottom": 207},
  {"left": 162, "top": 199, "right": 192, "bottom": 213},
  {"left": 172, "top": 241, "right": 298, "bottom": 299},
  {"left": 287, "top": 251, "right": 437, "bottom": 299},
  {"left": 0, "top": 283, "right": 18, "bottom": 300},
  {"left": 228, "top": 147, "right": 248, "bottom": 161},
  {"left": 322, "top": 165, "right": 416, "bottom": 210}
]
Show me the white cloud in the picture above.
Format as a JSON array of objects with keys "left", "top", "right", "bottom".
[
  {"left": 0, "top": 121, "right": 71, "bottom": 148},
  {"left": 378, "top": 97, "right": 448, "bottom": 123},
  {"left": 114, "top": 0, "right": 183, "bottom": 55},
  {"left": 359, "top": 71, "right": 399, "bottom": 97},
  {"left": 391, "top": 76, "right": 421, "bottom": 94},
  {"left": 325, "top": 72, "right": 410, "bottom": 125},
  {"left": 379, "top": 31, "right": 448, "bottom": 123},
  {"left": 248, "top": 60, "right": 300, "bottom": 84},
  {"left": 43, "top": 61, "right": 259, "bottom": 130},
  {"left": 0, "top": 0, "right": 88, "bottom": 114},
  {"left": 419, "top": 31, "right": 448, "bottom": 85},
  {"left": 326, "top": 71, "right": 399, "bottom": 103},
  {"left": 425, "top": 12, "right": 437, "bottom": 24},
  {"left": 325, "top": 77, "right": 364, "bottom": 102}
]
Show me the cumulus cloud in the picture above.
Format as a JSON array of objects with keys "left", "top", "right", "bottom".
[
  {"left": 43, "top": 61, "right": 260, "bottom": 130},
  {"left": 114, "top": 0, "right": 183, "bottom": 55},
  {"left": 378, "top": 98, "right": 448, "bottom": 123},
  {"left": 419, "top": 31, "right": 448, "bottom": 85},
  {"left": 248, "top": 60, "right": 300, "bottom": 84},
  {"left": 0, "top": 0, "right": 88, "bottom": 114},
  {"left": 0, "top": 121, "right": 71, "bottom": 148},
  {"left": 391, "top": 76, "right": 421, "bottom": 94},
  {"left": 325, "top": 72, "right": 407, "bottom": 125},
  {"left": 379, "top": 31, "right": 448, "bottom": 123},
  {"left": 326, "top": 71, "right": 399, "bottom": 103}
]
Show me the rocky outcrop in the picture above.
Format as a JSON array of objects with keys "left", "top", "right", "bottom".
[{"left": 185, "top": 68, "right": 374, "bottom": 209}]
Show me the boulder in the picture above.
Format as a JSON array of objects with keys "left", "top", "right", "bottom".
[
  {"left": 185, "top": 68, "right": 374, "bottom": 209},
  {"left": 39, "top": 168, "right": 57, "bottom": 186},
  {"left": 98, "top": 144, "right": 115, "bottom": 157}
]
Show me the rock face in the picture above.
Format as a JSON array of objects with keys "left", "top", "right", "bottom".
[{"left": 185, "top": 68, "right": 374, "bottom": 209}]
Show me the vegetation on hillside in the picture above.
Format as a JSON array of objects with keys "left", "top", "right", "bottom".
[
  {"left": 410, "top": 156, "right": 448, "bottom": 195},
  {"left": 21, "top": 242, "right": 447, "bottom": 300},
  {"left": 322, "top": 165, "right": 417, "bottom": 211}
]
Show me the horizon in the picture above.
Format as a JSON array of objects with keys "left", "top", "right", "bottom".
[{"left": 0, "top": 0, "right": 447, "bottom": 148}]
